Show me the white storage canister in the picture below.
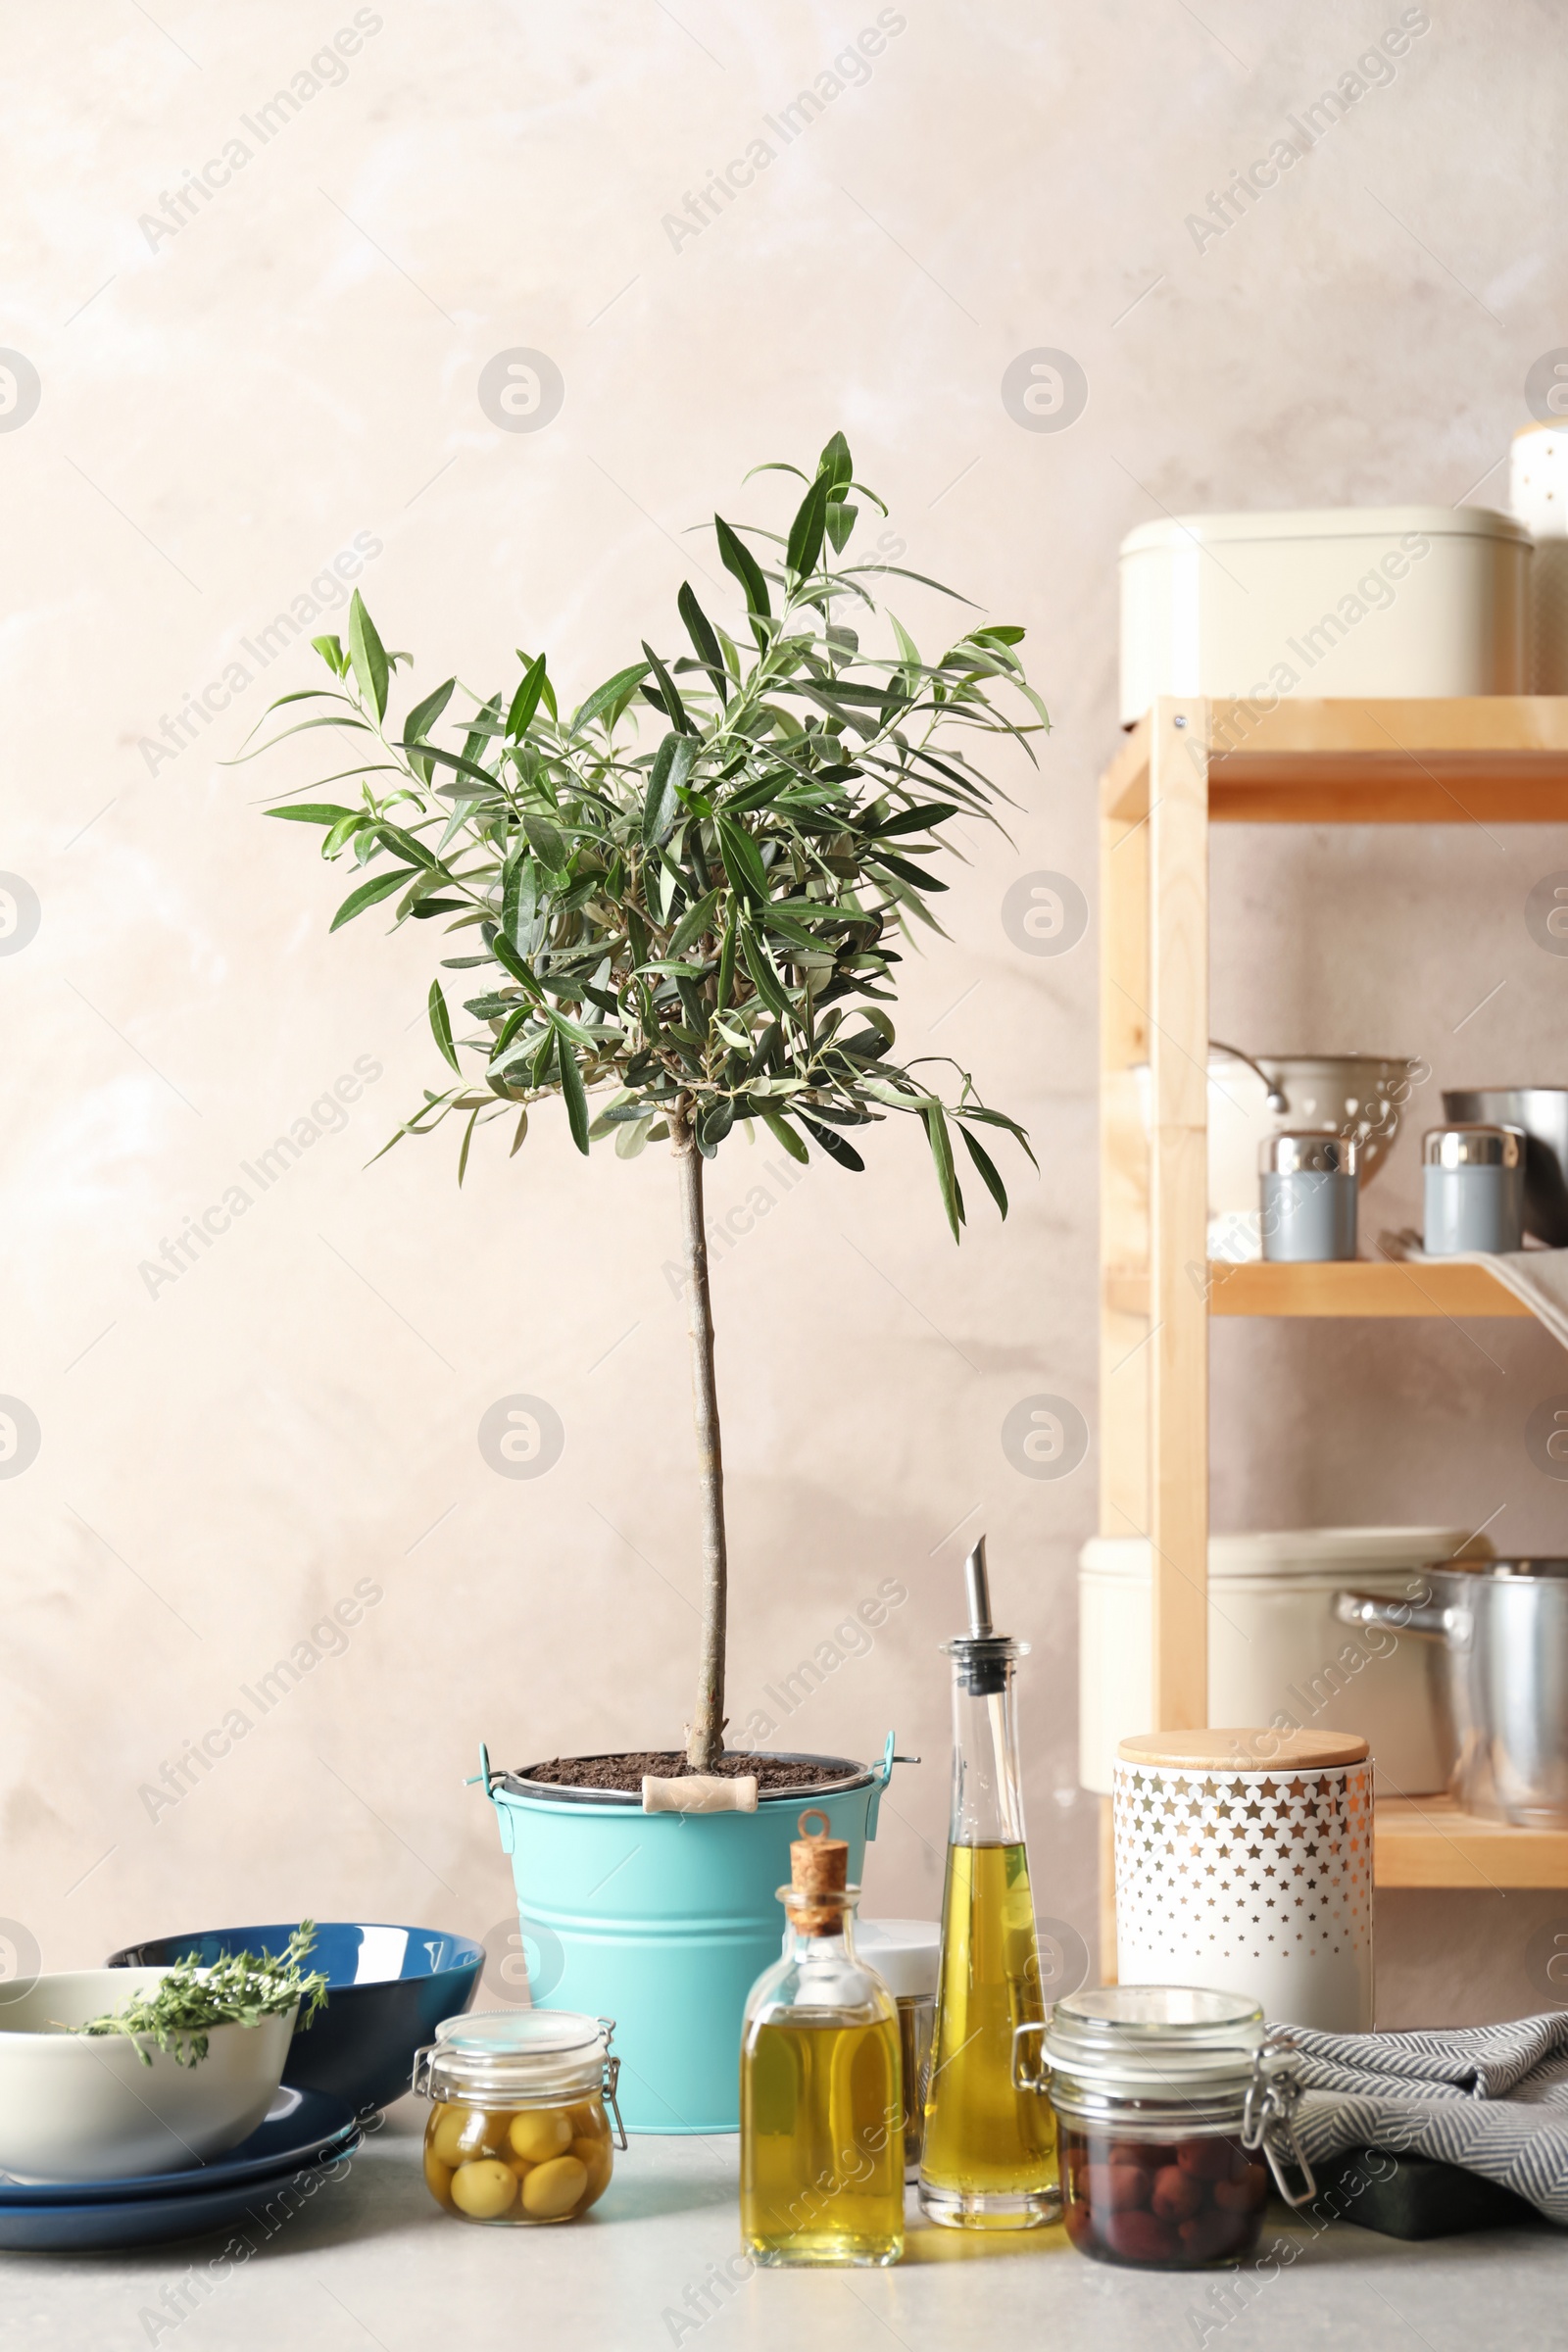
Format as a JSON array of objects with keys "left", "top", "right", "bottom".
[
  {"left": 1118, "top": 506, "right": 1529, "bottom": 727},
  {"left": 1510, "top": 422, "right": 1568, "bottom": 693},
  {"left": 1114, "top": 1729, "right": 1373, "bottom": 2034},
  {"left": 1077, "top": 1527, "right": 1493, "bottom": 1796}
]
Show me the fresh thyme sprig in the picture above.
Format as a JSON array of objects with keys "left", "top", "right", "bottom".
[{"left": 71, "top": 1922, "right": 329, "bottom": 2068}]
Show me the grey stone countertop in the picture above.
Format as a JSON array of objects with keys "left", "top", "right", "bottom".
[{"left": 5, "top": 2100, "right": 1565, "bottom": 2352}]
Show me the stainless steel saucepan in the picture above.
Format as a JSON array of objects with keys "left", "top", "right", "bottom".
[
  {"left": 1443, "top": 1088, "right": 1568, "bottom": 1245},
  {"left": 1337, "top": 1561, "right": 1568, "bottom": 1828}
]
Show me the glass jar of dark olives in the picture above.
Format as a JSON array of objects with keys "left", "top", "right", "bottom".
[{"left": 1014, "top": 1984, "right": 1314, "bottom": 2272}]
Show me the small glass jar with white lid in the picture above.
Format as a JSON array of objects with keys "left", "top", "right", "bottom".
[
  {"left": 412, "top": 2010, "right": 624, "bottom": 2226},
  {"left": 1014, "top": 1984, "right": 1314, "bottom": 2271}
]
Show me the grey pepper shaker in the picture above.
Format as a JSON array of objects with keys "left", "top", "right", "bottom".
[
  {"left": 1423, "top": 1124, "right": 1524, "bottom": 1255},
  {"left": 1259, "top": 1132, "right": 1359, "bottom": 1262}
]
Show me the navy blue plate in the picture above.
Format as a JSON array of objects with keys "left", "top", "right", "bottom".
[
  {"left": 107, "top": 1922, "right": 482, "bottom": 2114},
  {"left": 0, "top": 2135, "right": 361, "bottom": 2252},
  {"left": 0, "top": 2089, "right": 357, "bottom": 2206}
]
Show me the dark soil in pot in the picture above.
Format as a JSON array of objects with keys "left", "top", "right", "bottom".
[{"left": 517, "top": 1750, "right": 863, "bottom": 1796}]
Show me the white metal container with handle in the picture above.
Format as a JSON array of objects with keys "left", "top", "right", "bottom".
[
  {"left": 1118, "top": 505, "right": 1529, "bottom": 726},
  {"left": 1078, "top": 1527, "right": 1493, "bottom": 1796}
]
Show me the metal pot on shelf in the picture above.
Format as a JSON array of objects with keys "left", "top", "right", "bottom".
[
  {"left": 1336, "top": 1561, "right": 1568, "bottom": 1827},
  {"left": 1442, "top": 1089, "right": 1568, "bottom": 1245}
]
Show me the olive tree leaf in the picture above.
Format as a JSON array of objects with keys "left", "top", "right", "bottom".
[
  {"left": 569, "top": 662, "right": 650, "bottom": 739},
  {"left": 347, "top": 591, "right": 390, "bottom": 720},
  {"left": 714, "top": 814, "right": 765, "bottom": 903},
  {"left": 800, "top": 1113, "right": 864, "bottom": 1171},
  {"left": 267, "top": 803, "right": 357, "bottom": 826},
  {"left": 428, "top": 978, "right": 460, "bottom": 1072},
  {"left": 958, "top": 1121, "right": 1007, "bottom": 1218},
  {"left": 714, "top": 515, "right": 771, "bottom": 621},
  {"left": 922, "top": 1102, "right": 965, "bottom": 1240},
  {"left": 406, "top": 676, "right": 456, "bottom": 742},
  {"left": 760, "top": 1108, "right": 808, "bottom": 1164},
  {"left": 329, "top": 867, "right": 410, "bottom": 931},
  {"left": 644, "top": 733, "right": 697, "bottom": 846},
  {"left": 456, "top": 1105, "right": 480, "bottom": 1186},
  {"left": 641, "top": 640, "right": 692, "bottom": 736},
  {"left": 677, "top": 582, "right": 728, "bottom": 703},
  {"left": 523, "top": 810, "right": 568, "bottom": 872},
  {"left": 555, "top": 1028, "right": 591, "bottom": 1153},
  {"left": 785, "top": 471, "right": 832, "bottom": 579},
  {"left": 507, "top": 653, "right": 549, "bottom": 739}
]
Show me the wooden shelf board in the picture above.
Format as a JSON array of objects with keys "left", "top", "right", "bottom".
[
  {"left": 1104, "top": 1258, "right": 1535, "bottom": 1320},
  {"left": 1375, "top": 1795, "right": 1568, "bottom": 1889},
  {"left": 1102, "top": 696, "right": 1568, "bottom": 825}
]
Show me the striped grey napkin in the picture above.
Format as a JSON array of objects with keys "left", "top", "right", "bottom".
[{"left": 1275, "top": 2011, "right": 1568, "bottom": 2223}]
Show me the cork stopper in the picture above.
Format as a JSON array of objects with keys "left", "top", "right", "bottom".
[{"left": 787, "top": 1808, "right": 850, "bottom": 1935}]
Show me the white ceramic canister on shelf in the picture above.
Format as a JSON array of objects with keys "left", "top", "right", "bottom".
[
  {"left": 1118, "top": 506, "right": 1530, "bottom": 726},
  {"left": 1510, "top": 422, "right": 1568, "bottom": 694},
  {"left": 1077, "top": 1527, "right": 1493, "bottom": 1797},
  {"left": 1114, "top": 1729, "right": 1374, "bottom": 2034}
]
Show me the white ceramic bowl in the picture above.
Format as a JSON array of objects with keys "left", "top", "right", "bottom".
[{"left": 0, "top": 1969, "right": 296, "bottom": 2181}]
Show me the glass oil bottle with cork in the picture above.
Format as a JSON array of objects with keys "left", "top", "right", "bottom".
[
  {"left": 739, "top": 1809, "right": 905, "bottom": 2267},
  {"left": 919, "top": 1536, "right": 1060, "bottom": 2230}
]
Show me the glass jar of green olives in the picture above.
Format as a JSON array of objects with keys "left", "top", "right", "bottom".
[{"left": 412, "top": 2011, "right": 625, "bottom": 2226}]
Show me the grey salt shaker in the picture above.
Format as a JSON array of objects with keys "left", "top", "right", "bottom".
[
  {"left": 1259, "top": 1132, "right": 1359, "bottom": 1262},
  {"left": 1423, "top": 1124, "right": 1524, "bottom": 1255}
]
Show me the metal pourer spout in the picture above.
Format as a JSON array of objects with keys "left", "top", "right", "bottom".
[{"left": 964, "top": 1536, "right": 993, "bottom": 1638}]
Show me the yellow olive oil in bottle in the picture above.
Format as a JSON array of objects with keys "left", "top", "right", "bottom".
[
  {"left": 740, "top": 1811, "right": 905, "bottom": 2267},
  {"left": 919, "top": 1537, "right": 1060, "bottom": 2230}
]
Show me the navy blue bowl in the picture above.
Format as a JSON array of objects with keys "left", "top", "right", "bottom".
[{"left": 106, "top": 1922, "right": 482, "bottom": 2115}]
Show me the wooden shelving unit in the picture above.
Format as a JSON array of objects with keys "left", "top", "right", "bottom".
[{"left": 1096, "top": 696, "right": 1568, "bottom": 1960}]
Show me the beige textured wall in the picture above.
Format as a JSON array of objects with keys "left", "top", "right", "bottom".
[{"left": 5, "top": 0, "right": 1567, "bottom": 2029}]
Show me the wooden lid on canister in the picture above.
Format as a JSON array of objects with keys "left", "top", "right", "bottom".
[{"left": 1117, "top": 1729, "right": 1369, "bottom": 1770}]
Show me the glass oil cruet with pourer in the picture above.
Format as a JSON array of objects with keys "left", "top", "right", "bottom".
[
  {"left": 919, "top": 1535, "right": 1060, "bottom": 2229},
  {"left": 739, "top": 1810, "right": 905, "bottom": 2268}
]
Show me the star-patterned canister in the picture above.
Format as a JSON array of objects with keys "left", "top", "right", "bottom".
[{"left": 1113, "top": 1729, "right": 1373, "bottom": 2032}]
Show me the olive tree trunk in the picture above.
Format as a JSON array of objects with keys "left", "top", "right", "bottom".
[{"left": 673, "top": 1115, "right": 727, "bottom": 1771}]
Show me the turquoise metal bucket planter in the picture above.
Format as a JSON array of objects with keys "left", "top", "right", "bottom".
[{"left": 478, "top": 1737, "right": 902, "bottom": 2133}]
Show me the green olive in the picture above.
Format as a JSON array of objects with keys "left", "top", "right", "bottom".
[
  {"left": 450, "top": 2158, "right": 519, "bottom": 2220},
  {"left": 430, "top": 2106, "right": 499, "bottom": 2167},
  {"left": 521, "top": 2155, "right": 588, "bottom": 2219},
  {"left": 508, "top": 2108, "right": 572, "bottom": 2164}
]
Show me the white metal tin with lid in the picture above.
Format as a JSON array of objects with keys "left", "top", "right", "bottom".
[
  {"left": 856, "top": 1920, "right": 939, "bottom": 2001},
  {"left": 1113, "top": 1732, "right": 1374, "bottom": 2034},
  {"left": 1118, "top": 504, "right": 1529, "bottom": 724},
  {"left": 1078, "top": 1526, "right": 1490, "bottom": 1795}
]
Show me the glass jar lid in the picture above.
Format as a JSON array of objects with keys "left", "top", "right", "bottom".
[
  {"left": 416, "top": 2009, "right": 612, "bottom": 2105},
  {"left": 1043, "top": 1984, "right": 1283, "bottom": 2102}
]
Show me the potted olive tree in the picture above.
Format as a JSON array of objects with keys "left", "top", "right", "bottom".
[{"left": 249, "top": 435, "right": 1045, "bottom": 2128}]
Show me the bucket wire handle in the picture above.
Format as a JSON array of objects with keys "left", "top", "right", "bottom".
[{"left": 466, "top": 1740, "right": 500, "bottom": 1800}]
